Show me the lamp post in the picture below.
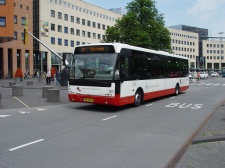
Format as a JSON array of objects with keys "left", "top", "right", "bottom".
[{"left": 218, "top": 32, "right": 224, "bottom": 70}]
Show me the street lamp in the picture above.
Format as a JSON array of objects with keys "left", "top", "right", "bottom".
[{"left": 218, "top": 32, "right": 224, "bottom": 70}]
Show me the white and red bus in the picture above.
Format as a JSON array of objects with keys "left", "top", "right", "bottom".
[{"left": 64, "top": 43, "right": 189, "bottom": 107}]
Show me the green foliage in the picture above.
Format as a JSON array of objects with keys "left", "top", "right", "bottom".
[{"left": 103, "top": 0, "right": 171, "bottom": 52}]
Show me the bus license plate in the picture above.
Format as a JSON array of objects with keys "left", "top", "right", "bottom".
[{"left": 84, "top": 98, "right": 94, "bottom": 102}]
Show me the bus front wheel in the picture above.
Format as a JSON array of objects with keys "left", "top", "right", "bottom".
[{"left": 134, "top": 90, "right": 142, "bottom": 107}]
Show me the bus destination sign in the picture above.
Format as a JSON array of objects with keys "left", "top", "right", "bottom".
[{"left": 75, "top": 45, "right": 115, "bottom": 54}]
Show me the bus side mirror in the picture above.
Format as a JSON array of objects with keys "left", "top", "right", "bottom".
[{"left": 62, "top": 52, "right": 72, "bottom": 66}]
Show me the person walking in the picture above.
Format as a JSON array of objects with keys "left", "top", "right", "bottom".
[
  {"left": 55, "top": 69, "right": 59, "bottom": 85},
  {"left": 24, "top": 70, "right": 28, "bottom": 79},
  {"left": 46, "top": 69, "right": 51, "bottom": 84}
]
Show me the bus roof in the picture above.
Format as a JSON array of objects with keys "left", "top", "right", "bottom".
[{"left": 75, "top": 43, "right": 188, "bottom": 60}]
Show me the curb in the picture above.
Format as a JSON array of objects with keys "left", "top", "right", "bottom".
[{"left": 192, "top": 135, "right": 225, "bottom": 144}]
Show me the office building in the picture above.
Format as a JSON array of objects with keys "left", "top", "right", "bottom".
[
  {"left": 33, "top": 0, "right": 122, "bottom": 74},
  {"left": 167, "top": 27, "right": 199, "bottom": 69}
]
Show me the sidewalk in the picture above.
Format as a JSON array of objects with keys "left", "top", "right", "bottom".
[
  {"left": 174, "top": 100, "right": 225, "bottom": 167},
  {"left": 0, "top": 77, "right": 70, "bottom": 110}
]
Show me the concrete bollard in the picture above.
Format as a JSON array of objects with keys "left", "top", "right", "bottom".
[
  {"left": 12, "top": 85, "right": 23, "bottom": 96},
  {"left": 47, "top": 89, "right": 60, "bottom": 102},
  {"left": 9, "top": 81, "right": 16, "bottom": 86},
  {"left": 0, "top": 93, "right": 1, "bottom": 108},
  {"left": 27, "top": 80, "right": 33, "bottom": 85},
  {"left": 42, "top": 86, "right": 53, "bottom": 98}
]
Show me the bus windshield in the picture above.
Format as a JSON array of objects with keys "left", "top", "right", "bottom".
[{"left": 68, "top": 53, "right": 119, "bottom": 80}]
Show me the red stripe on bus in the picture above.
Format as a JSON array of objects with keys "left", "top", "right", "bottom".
[{"left": 68, "top": 85, "right": 189, "bottom": 106}]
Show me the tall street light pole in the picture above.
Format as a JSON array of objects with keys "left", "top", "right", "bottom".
[{"left": 218, "top": 32, "right": 224, "bottom": 70}]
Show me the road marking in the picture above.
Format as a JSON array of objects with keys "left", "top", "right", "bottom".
[
  {"left": 37, "top": 108, "right": 47, "bottom": 111},
  {"left": 13, "top": 96, "right": 29, "bottom": 108},
  {"left": 213, "top": 84, "right": 220, "bottom": 86},
  {"left": 0, "top": 115, "right": 11, "bottom": 118},
  {"left": 146, "top": 103, "right": 154, "bottom": 106},
  {"left": 9, "top": 139, "right": 44, "bottom": 152},
  {"left": 19, "top": 111, "right": 30, "bottom": 114},
  {"left": 102, "top": 115, "right": 117, "bottom": 121},
  {"left": 170, "top": 97, "right": 175, "bottom": 99}
]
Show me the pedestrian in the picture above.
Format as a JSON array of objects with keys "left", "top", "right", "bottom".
[
  {"left": 24, "top": 70, "right": 28, "bottom": 79},
  {"left": 46, "top": 69, "right": 51, "bottom": 84},
  {"left": 197, "top": 71, "right": 200, "bottom": 84},
  {"left": 36, "top": 71, "right": 39, "bottom": 78},
  {"left": 55, "top": 69, "right": 59, "bottom": 85}
]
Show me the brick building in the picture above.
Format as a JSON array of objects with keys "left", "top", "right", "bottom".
[{"left": 0, "top": 0, "right": 33, "bottom": 78}]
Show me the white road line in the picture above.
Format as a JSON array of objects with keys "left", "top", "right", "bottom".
[
  {"left": 146, "top": 103, "right": 154, "bottom": 106},
  {"left": 9, "top": 139, "right": 44, "bottom": 152},
  {"left": 170, "top": 97, "right": 175, "bottom": 99},
  {"left": 13, "top": 96, "right": 29, "bottom": 108},
  {"left": 102, "top": 115, "right": 117, "bottom": 121},
  {"left": 0, "top": 115, "right": 12, "bottom": 118}
]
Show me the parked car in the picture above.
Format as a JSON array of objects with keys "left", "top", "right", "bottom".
[
  {"left": 200, "top": 71, "right": 208, "bottom": 79},
  {"left": 210, "top": 72, "right": 219, "bottom": 77}
]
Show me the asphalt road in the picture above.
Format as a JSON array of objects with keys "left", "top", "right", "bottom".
[{"left": 0, "top": 77, "right": 225, "bottom": 168}]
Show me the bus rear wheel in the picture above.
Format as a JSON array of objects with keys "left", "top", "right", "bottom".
[{"left": 134, "top": 90, "right": 142, "bottom": 107}]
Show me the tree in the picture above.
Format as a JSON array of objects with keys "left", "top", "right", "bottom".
[{"left": 103, "top": 0, "right": 171, "bottom": 52}]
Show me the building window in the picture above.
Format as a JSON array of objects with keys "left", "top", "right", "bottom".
[
  {"left": 20, "top": 4, "right": 22, "bottom": 8},
  {"left": 70, "top": 16, "right": 74, "bottom": 22},
  {"left": 76, "top": 41, "right": 80, "bottom": 46},
  {"left": 0, "top": 0, "right": 6, "bottom": 4},
  {"left": 64, "top": 14, "right": 68, "bottom": 21},
  {"left": 93, "top": 33, "right": 96, "bottom": 39},
  {"left": 64, "top": 27, "right": 68, "bottom": 34},
  {"left": 70, "top": 28, "right": 74, "bottom": 35},
  {"left": 51, "top": 37, "right": 55, "bottom": 44},
  {"left": 58, "top": 38, "right": 62, "bottom": 45},
  {"left": 14, "top": 15, "right": 17, "bottom": 24},
  {"left": 26, "top": 6, "right": 29, "bottom": 10},
  {"left": 92, "top": 22, "right": 96, "bottom": 28},
  {"left": 76, "top": 29, "right": 80, "bottom": 36},
  {"left": 76, "top": 17, "right": 80, "bottom": 24},
  {"left": 87, "top": 32, "right": 91, "bottom": 38},
  {"left": 51, "top": 24, "right": 55, "bottom": 31},
  {"left": 14, "top": 31, "right": 17, "bottom": 40},
  {"left": 102, "top": 24, "right": 105, "bottom": 30},
  {"left": 82, "top": 19, "right": 85, "bottom": 25},
  {"left": 64, "top": 39, "right": 68, "bottom": 46},
  {"left": 58, "top": 25, "right": 62, "bottom": 32},
  {"left": 71, "top": 40, "right": 74, "bottom": 47},
  {"left": 51, "top": 10, "right": 55, "bottom": 17},
  {"left": 98, "top": 23, "right": 101, "bottom": 29},
  {"left": 58, "top": 12, "right": 62, "bottom": 19},
  {"left": 87, "top": 20, "right": 91, "bottom": 27},
  {"left": 82, "top": 31, "right": 85, "bottom": 37},
  {"left": 98, "top": 34, "right": 101, "bottom": 40},
  {"left": 21, "top": 17, "right": 26, "bottom": 25},
  {"left": 21, "top": 32, "right": 24, "bottom": 41}
]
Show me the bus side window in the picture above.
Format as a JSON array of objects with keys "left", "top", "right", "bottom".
[{"left": 120, "top": 56, "right": 130, "bottom": 80}]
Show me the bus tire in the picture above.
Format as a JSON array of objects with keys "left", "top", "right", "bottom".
[
  {"left": 175, "top": 84, "right": 180, "bottom": 96},
  {"left": 134, "top": 90, "right": 142, "bottom": 107}
]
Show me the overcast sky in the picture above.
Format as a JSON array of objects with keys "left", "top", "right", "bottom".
[{"left": 84, "top": 0, "right": 225, "bottom": 37}]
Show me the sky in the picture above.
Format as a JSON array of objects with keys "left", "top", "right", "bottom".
[{"left": 84, "top": 0, "right": 225, "bottom": 37}]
